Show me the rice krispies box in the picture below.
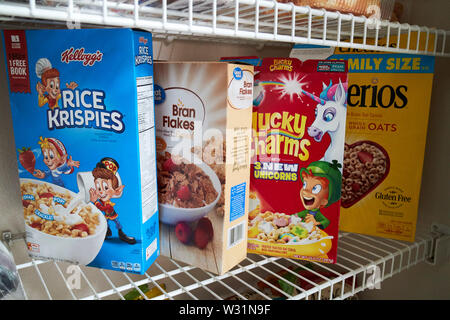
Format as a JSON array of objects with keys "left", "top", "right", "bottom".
[
  {"left": 223, "top": 57, "right": 348, "bottom": 264},
  {"left": 154, "top": 62, "right": 253, "bottom": 274},
  {"left": 2, "top": 29, "right": 159, "bottom": 274}
]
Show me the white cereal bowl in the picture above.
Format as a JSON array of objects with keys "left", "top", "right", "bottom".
[
  {"left": 158, "top": 155, "right": 222, "bottom": 225},
  {"left": 21, "top": 178, "right": 107, "bottom": 265}
]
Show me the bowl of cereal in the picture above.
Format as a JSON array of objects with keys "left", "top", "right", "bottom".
[
  {"left": 157, "top": 153, "right": 222, "bottom": 225},
  {"left": 248, "top": 211, "right": 333, "bottom": 257},
  {"left": 21, "top": 179, "right": 107, "bottom": 265}
]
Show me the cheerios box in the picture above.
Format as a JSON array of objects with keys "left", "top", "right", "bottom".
[
  {"left": 222, "top": 56, "right": 348, "bottom": 264},
  {"left": 153, "top": 62, "right": 253, "bottom": 275},
  {"left": 291, "top": 34, "right": 435, "bottom": 242},
  {"left": 2, "top": 28, "right": 159, "bottom": 274}
]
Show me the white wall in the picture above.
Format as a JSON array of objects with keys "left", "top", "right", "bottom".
[
  {"left": 0, "top": 38, "right": 24, "bottom": 235},
  {"left": 0, "top": 0, "right": 449, "bottom": 299},
  {"left": 358, "top": 0, "right": 450, "bottom": 300}
]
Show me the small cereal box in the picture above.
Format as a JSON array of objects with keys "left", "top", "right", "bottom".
[
  {"left": 223, "top": 57, "right": 348, "bottom": 264},
  {"left": 2, "top": 29, "right": 159, "bottom": 274},
  {"left": 154, "top": 61, "right": 254, "bottom": 275},
  {"left": 291, "top": 34, "right": 435, "bottom": 242}
]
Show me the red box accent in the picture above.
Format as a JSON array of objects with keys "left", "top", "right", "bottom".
[{"left": 3, "top": 30, "right": 31, "bottom": 93}]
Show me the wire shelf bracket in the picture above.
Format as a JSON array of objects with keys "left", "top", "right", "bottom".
[{"left": 426, "top": 223, "right": 450, "bottom": 266}]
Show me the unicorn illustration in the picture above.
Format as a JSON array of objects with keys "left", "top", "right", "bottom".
[{"left": 302, "top": 80, "right": 347, "bottom": 169}]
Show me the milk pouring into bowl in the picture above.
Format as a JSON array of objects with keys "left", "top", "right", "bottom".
[{"left": 77, "top": 171, "right": 123, "bottom": 204}]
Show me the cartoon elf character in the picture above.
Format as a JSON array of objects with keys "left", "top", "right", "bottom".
[
  {"left": 33, "top": 137, "right": 80, "bottom": 187},
  {"left": 35, "top": 58, "right": 77, "bottom": 110},
  {"left": 297, "top": 160, "right": 342, "bottom": 230},
  {"left": 89, "top": 157, "right": 136, "bottom": 245}
]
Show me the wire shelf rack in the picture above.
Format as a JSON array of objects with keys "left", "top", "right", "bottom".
[
  {"left": 0, "top": 0, "right": 449, "bottom": 56},
  {"left": 4, "top": 230, "right": 433, "bottom": 300},
  {"left": 0, "top": 0, "right": 443, "bottom": 302}
]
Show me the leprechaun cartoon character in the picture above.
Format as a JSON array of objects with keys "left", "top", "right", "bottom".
[
  {"left": 89, "top": 158, "right": 136, "bottom": 245},
  {"left": 33, "top": 137, "right": 80, "bottom": 187},
  {"left": 35, "top": 58, "right": 77, "bottom": 110},
  {"left": 297, "top": 160, "right": 342, "bottom": 230}
]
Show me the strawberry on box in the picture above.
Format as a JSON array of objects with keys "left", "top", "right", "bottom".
[{"left": 18, "top": 147, "right": 36, "bottom": 174}]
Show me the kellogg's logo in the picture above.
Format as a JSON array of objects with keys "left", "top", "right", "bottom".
[
  {"left": 61, "top": 47, "right": 103, "bottom": 66},
  {"left": 139, "top": 36, "right": 148, "bottom": 45}
]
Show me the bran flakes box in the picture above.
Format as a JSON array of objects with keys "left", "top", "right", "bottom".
[
  {"left": 2, "top": 29, "right": 159, "bottom": 274},
  {"left": 290, "top": 35, "right": 435, "bottom": 242},
  {"left": 154, "top": 61, "right": 253, "bottom": 275},
  {"left": 247, "top": 57, "right": 348, "bottom": 264}
]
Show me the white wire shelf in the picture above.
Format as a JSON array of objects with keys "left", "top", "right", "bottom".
[
  {"left": 0, "top": 0, "right": 449, "bottom": 56},
  {"left": 4, "top": 230, "right": 433, "bottom": 300}
]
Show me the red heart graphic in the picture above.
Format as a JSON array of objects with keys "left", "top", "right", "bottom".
[{"left": 341, "top": 140, "right": 390, "bottom": 208}]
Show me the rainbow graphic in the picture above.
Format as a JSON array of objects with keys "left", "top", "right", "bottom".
[
  {"left": 265, "top": 128, "right": 304, "bottom": 140},
  {"left": 259, "top": 81, "right": 285, "bottom": 86}
]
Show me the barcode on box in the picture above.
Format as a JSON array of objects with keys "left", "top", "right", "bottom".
[{"left": 227, "top": 221, "right": 246, "bottom": 249}]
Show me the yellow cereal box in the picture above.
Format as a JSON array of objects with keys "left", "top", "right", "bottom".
[{"left": 291, "top": 36, "right": 435, "bottom": 242}]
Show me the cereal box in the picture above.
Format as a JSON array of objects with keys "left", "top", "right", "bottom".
[
  {"left": 291, "top": 37, "right": 435, "bottom": 242},
  {"left": 223, "top": 57, "right": 348, "bottom": 264},
  {"left": 154, "top": 62, "right": 254, "bottom": 275},
  {"left": 2, "top": 29, "right": 159, "bottom": 273}
]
